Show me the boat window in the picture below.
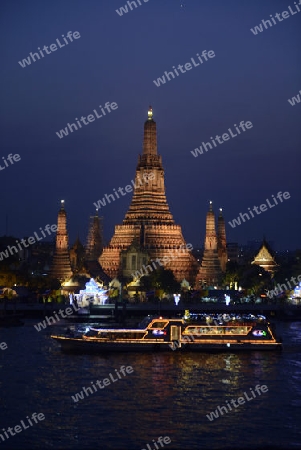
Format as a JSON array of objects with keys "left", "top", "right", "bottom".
[
  {"left": 149, "top": 321, "right": 168, "bottom": 329},
  {"left": 183, "top": 326, "right": 250, "bottom": 336}
]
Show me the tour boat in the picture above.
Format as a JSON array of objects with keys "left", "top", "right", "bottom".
[{"left": 51, "top": 313, "right": 282, "bottom": 352}]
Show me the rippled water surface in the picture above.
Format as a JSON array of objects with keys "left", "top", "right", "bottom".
[{"left": 0, "top": 320, "right": 301, "bottom": 449}]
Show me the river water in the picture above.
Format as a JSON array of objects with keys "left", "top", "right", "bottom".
[{"left": 0, "top": 320, "right": 300, "bottom": 449}]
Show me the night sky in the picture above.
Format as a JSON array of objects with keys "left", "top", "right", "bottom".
[{"left": 0, "top": 0, "right": 300, "bottom": 251}]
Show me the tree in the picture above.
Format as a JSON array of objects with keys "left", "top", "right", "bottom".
[
  {"left": 140, "top": 268, "right": 181, "bottom": 294},
  {"left": 239, "top": 264, "right": 271, "bottom": 296},
  {"left": 222, "top": 261, "right": 240, "bottom": 288}
]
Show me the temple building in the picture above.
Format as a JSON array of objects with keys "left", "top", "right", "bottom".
[
  {"left": 217, "top": 208, "right": 228, "bottom": 272},
  {"left": 49, "top": 200, "right": 73, "bottom": 281},
  {"left": 99, "top": 107, "right": 197, "bottom": 282},
  {"left": 195, "top": 202, "right": 225, "bottom": 287},
  {"left": 251, "top": 239, "right": 278, "bottom": 275},
  {"left": 120, "top": 239, "right": 149, "bottom": 280}
]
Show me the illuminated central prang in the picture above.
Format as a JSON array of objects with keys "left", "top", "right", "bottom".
[{"left": 99, "top": 107, "right": 198, "bottom": 283}]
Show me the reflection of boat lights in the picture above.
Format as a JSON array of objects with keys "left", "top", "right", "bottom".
[{"left": 252, "top": 330, "right": 267, "bottom": 337}]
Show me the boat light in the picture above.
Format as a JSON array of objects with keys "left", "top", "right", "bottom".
[{"left": 152, "top": 330, "right": 164, "bottom": 336}]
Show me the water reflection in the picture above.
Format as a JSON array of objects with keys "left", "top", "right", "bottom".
[{"left": 0, "top": 321, "right": 300, "bottom": 449}]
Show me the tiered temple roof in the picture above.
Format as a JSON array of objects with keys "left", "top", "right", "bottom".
[
  {"left": 196, "top": 202, "right": 223, "bottom": 287},
  {"left": 50, "top": 201, "right": 73, "bottom": 281},
  {"left": 251, "top": 239, "right": 278, "bottom": 275},
  {"left": 99, "top": 107, "right": 198, "bottom": 282}
]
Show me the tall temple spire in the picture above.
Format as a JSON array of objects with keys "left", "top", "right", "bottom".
[
  {"left": 143, "top": 106, "right": 157, "bottom": 155},
  {"left": 205, "top": 201, "right": 217, "bottom": 249},
  {"left": 217, "top": 208, "right": 228, "bottom": 272},
  {"left": 99, "top": 107, "right": 198, "bottom": 282},
  {"left": 124, "top": 107, "right": 173, "bottom": 225},
  {"left": 147, "top": 106, "right": 153, "bottom": 120},
  {"left": 195, "top": 201, "right": 222, "bottom": 287},
  {"left": 50, "top": 200, "right": 73, "bottom": 281}
]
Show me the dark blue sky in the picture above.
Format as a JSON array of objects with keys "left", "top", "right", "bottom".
[{"left": 0, "top": 0, "right": 300, "bottom": 251}]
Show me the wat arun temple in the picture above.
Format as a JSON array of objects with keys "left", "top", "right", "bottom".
[
  {"left": 99, "top": 107, "right": 199, "bottom": 283},
  {"left": 50, "top": 107, "right": 228, "bottom": 290}
]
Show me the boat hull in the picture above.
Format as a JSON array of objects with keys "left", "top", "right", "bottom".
[{"left": 51, "top": 336, "right": 282, "bottom": 353}]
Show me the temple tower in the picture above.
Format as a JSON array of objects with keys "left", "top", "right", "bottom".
[
  {"left": 195, "top": 201, "right": 222, "bottom": 287},
  {"left": 85, "top": 214, "right": 103, "bottom": 262},
  {"left": 217, "top": 208, "right": 228, "bottom": 272},
  {"left": 99, "top": 107, "right": 197, "bottom": 282},
  {"left": 50, "top": 200, "right": 73, "bottom": 281}
]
